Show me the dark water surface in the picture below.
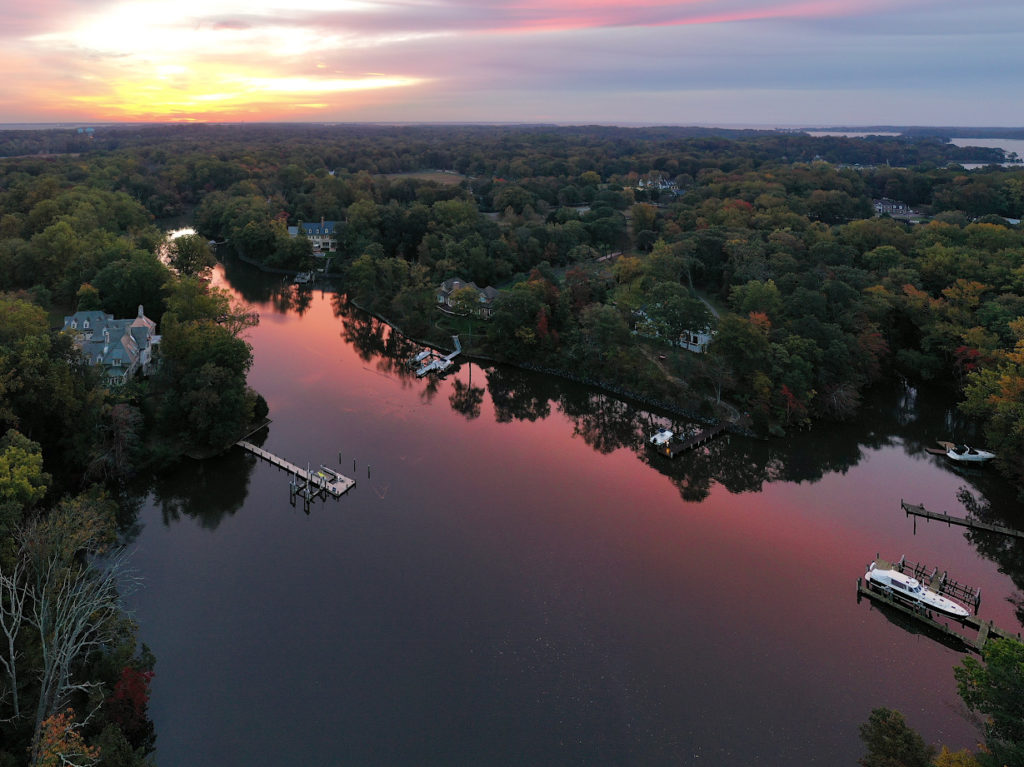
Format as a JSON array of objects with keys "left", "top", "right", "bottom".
[{"left": 128, "top": 264, "right": 1024, "bottom": 766}]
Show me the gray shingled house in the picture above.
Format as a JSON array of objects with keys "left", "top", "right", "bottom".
[{"left": 62, "top": 305, "right": 160, "bottom": 385}]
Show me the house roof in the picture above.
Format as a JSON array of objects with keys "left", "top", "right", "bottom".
[
  {"left": 297, "top": 221, "right": 339, "bottom": 236},
  {"left": 439, "top": 277, "right": 468, "bottom": 293},
  {"left": 439, "top": 278, "right": 499, "bottom": 302},
  {"left": 63, "top": 310, "right": 113, "bottom": 331},
  {"left": 63, "top": 307, "right": 159, "bottom": 377}
]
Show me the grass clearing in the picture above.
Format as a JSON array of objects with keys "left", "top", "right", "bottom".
[{"left": 382, "top": 171, "right": 466, "bottom": 186}]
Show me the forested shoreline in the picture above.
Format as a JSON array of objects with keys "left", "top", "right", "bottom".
[
  {"left": 163, "top": 124, "right": 1024, "bottom": 484},
  {"left": 0, "top": 131, "right": 265, "bottom": 765},
  {"left": 2, "top": 123, "right": 1024, "bottom": 764}
]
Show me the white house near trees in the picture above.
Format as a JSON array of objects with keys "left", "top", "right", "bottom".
[{"left": 287, "top": 218, "right": 340, "bottom": 252}]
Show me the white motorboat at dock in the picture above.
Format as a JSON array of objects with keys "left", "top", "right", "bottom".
[
  {"left": 926, "top": 441, "right": 996, "bottom": 464},
  {"left": 944, "top": 443, "right": 996, "bottom": 464},
  {"left": 864, "top": 559, "right": 972, "bottom": 618}
]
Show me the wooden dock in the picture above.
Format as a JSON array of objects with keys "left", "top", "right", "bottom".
[
  {"left": 648, "top": 423, "right": 727, "bottom": 458},
  {"left": 857, "top": 578, "right": 1019, "bottom": 654},
  {"left": 413, "top": 335, "right": 461, "bottom": 378},
  {"left": 236, "top": 440, "right": 356, "bottom": 497},
  {"left": 902, "top": 500, "right": 1024, "bottom": 539}
]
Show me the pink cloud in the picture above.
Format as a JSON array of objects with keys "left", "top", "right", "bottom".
[
  {"left": 0, "top": 0, "right": 116, "bottom": 38},
  {"left": 217, "top": 0, "right": 923, "bottom": 40},
  {"left": 318, "top": 0, "right": 924, "bottom": 36}
]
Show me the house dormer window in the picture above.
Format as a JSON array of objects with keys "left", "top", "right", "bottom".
[
  {"left": 84, "top": 319, "right": 90, "bottom": 329},
  {"left": 71, "top": 320, "right": 77, "bottom": 329}
]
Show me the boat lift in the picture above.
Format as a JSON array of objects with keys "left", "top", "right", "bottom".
[
  {"left": 890, "top": 555, "right": 982, "bottom": 613},
  {"left": 867, "top": 554, "right": 981, "bottom": 614},
  {"left": 414, "top": 335, "right": 462, "bottom": 378},
  {"left": 856, "top": 556, "right": 1018, "bottom": 654}
]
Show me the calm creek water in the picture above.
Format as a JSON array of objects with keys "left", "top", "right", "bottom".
[{"left": 126, "top": 259, "right": 1024, "bottom": 766}]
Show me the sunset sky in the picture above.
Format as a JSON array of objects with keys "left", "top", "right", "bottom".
[{"left": 1, "top": 0, "right": 1021, "bottom": 126}]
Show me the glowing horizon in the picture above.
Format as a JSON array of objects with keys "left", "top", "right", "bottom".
[{"left": 1, "top": 0, "right": 1022, "bottom": 125}]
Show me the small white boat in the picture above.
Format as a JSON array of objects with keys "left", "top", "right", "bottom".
[
  {"left": 945, "top": 444, "right": 995, "bottom": 464},
  {"left": 865, "top": 562, "right": 970, "bottom": 618},
  {"left": 649, "top": 429, "right": 674, "bottom": 446}
]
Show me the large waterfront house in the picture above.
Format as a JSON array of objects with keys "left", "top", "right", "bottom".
[
  {"left": 287, "top": 219, "right": 340, "bottom": 253},
  {"left": 873, "top": 198, "right": 915, "bottom": 217},
  {"left": 62, "top": 305, "right": 160, "bottom": 385},
  {"left": 437, "top": 277, "right": 500, "bottom": 319}
]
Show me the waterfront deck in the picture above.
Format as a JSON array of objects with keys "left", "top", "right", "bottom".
[
  {"left": 236, "top": 440, "right": 356, "bottom": 497},
  {"left": 647, "top": 423, "right": 727, "bottom": 458}
]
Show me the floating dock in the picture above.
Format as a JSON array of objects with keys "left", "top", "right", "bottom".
[
  {"left": 236, "top": 440, "right": 356, "bottom": 497},
  {"left": 902, "top": 500, "right": 1024, "bottom": 539}
]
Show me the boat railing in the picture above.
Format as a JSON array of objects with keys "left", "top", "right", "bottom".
[{"left": 895, "top": 556, "right": 981, "bottom": 613}]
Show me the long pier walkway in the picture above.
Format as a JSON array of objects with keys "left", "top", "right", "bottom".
[
  {"left": 236, "top": 440, "right": 356, "bottom": 497},
  {"left": 902, "top": 500, "right": 1024, "bottom": 539}
]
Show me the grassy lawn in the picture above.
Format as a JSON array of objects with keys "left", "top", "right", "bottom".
[
  {"left": 382, "top": 171, "right": 467, "bottom": 186},
  {"left": 435, "top": 312, "right": 484, "bottom": 350}
]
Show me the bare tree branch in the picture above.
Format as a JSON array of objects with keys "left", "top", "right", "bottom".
[
  {"left": 0, "top": 555, "right": 27, "bottom": 720},
  {"left": 29, "top": 550, "right": 133, "bottom": 750}
]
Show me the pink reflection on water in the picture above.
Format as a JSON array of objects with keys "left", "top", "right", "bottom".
[{"left": 203, "top": 265, "right": 1014, "bottom": 755}]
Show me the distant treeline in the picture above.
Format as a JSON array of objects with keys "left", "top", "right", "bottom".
[
  {"left": 825, "top": 126, "right": 1024, "bottom": 140},
  {"left": 0, "top": 122, "right": 1007, "bottom": 167}
]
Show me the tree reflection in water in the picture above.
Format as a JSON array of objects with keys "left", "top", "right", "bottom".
[
  {"left": 218, "top": 252, "right": 319, "bottom": 316},
  {"left": 286, "top": 286, "right": 314, "bottom": 316},
  {"left": 449, "top": 365, "right": 484, "bottom": 420},
  {"left": 148, "top": 444, "right": 258, "bottom": 530},
  {"left": 486, "top": 367, "right": 553, "bottom": 423},
  {"left": 331, "top": 293, "right": 424, "bottom": 382},
  {"left": 958, "top": 487, "right": 1024, "bottom": 625}
]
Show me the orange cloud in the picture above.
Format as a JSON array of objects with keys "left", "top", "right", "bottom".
[{"left": 65, "top": 66, "right": 424, "bottom": 121}]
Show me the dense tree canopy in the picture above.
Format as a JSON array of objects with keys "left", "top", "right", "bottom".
[{"left": 3, "top": 122, "right": 1024, "bottom": 466}]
